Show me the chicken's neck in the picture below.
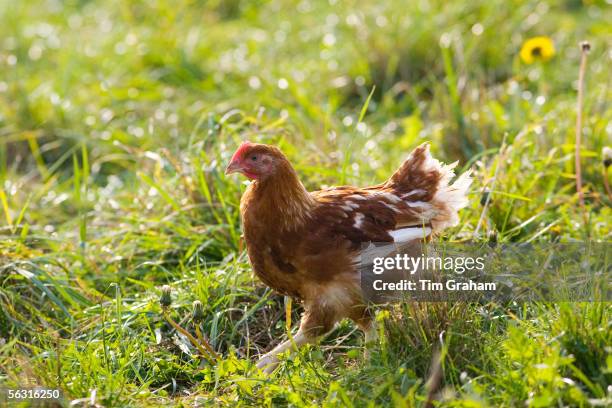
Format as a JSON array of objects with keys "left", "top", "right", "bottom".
[{"left": 246, "top": 162, "right": 315, "bottom": 230}]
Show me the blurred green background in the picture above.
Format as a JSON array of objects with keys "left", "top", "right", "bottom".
[{"left": 0, "top": 0, "right": 610, "bottom": 406}]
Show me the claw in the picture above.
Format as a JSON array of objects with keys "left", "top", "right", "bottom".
[{"left": 256, "top": 353, "right": 280, "bottom": 374}]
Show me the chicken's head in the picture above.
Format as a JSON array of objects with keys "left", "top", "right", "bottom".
[{"left": 225, "top": 141, "right": 282, "bottom": 180}]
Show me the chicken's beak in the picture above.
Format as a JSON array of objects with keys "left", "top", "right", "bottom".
[{"left": 225, "top": 160, "right": 243, "bottom": 175}]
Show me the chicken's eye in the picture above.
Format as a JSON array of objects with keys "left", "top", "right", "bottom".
[{"left": 251, "top": 156, "right": 258, "bottom": 161}]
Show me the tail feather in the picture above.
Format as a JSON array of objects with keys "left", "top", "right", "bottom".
[
  {"left": 386, "top": 143, "right": 472, "bottom": 232},
  {"left": 431, "top": 167, "right": 472, "bottom": 230}
]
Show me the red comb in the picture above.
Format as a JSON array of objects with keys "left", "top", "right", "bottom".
[{"left": 230, "top": 141, "right": 254, "bottom": 162}]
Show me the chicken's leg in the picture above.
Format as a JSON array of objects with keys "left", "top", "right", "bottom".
[
  {"left": 256, "top": 329, "right": 311, "bottom": 374},
  {"left": 364, "top": 320, "right": 378, "bottom": 345},
  {"left": 257, "top": 303, "right": 337, "bottom": 374},
  {"left": 359, "top": 319, "right": 378, "bottom": 360}
]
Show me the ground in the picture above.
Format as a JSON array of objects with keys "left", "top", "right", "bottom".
[{"left": 0, "top": 0, "right": 610, "bottom": 406}]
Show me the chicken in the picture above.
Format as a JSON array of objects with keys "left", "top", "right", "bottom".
[{"left": 225, "top": 141, "right": 472, "bottom": 373}]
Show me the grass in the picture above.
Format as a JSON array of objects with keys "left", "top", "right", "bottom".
[{"left": 0, "top": 0, "right": 610, "bottom": 406}]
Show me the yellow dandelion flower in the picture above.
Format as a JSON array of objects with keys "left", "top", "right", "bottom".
[{"left": 520, "top": 36, "right": 555, "bottom": 64}]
